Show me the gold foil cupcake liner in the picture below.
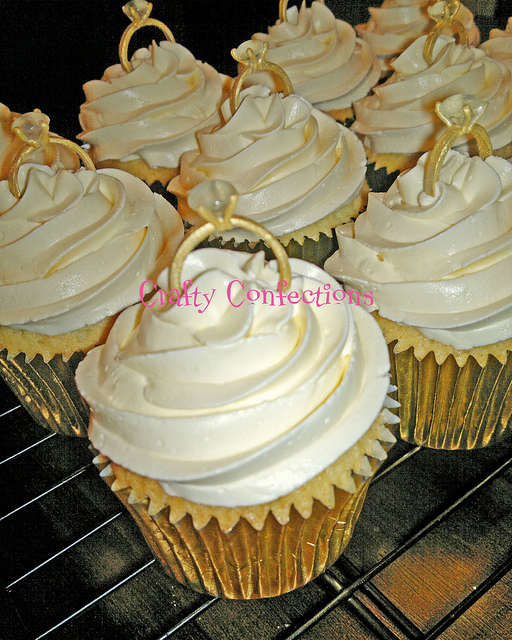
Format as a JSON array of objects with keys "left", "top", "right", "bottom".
[
  {"left": 94, "top": 449, "right": 391, "bottom": 599},
  {"left": 0, "top": 349, "right": 90, "bottom": 437},
  {"left": 199, "top": 230, "right": 339, "bottom": 268},
  {"left": 388, "top": 344, "right": 512, "bottom": 449},
  {"left": 365, "top": 161, "right": 400, "bottom": 194}
]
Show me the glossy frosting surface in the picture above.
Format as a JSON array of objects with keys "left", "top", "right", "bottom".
[
  {"left": 78, "top": 249, "right": 392, "bottom": 506},
  {"left": 0, "top": 164, "right": 183, "bottom": 335},
  {"left": 325, "top": 150, "right": 512, "bottom": 349},
  {"left": 481, "top": 17, "right": 512, "bottom": 71},
  {"left": 248, "top": 0, "right": 380, "bottom": 110},
  {"left": 79, "top": 42, "right": 228, "bottom": 168},
  {"left": 356, "top": 0, "right": 479, "bottom": 72},
  {"left": 1, "top": 103, "right": 78, "bottom": 181},
  {"left": 169, "top": 86, "right": 366, "bottom": 236},
  {"left": 352, "top": 35, "right": 512, "bottom": 155}
]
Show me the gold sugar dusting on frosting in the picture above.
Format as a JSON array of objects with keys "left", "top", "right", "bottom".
[
  {"left": 373, "top": 312, "right": 512, "bottom": 367},
  {"left": 104, "top": 412, "right": 395, "bottom": 533}
]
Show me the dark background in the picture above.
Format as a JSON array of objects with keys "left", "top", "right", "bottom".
[
  {"left": 2, "top": 0, "right": 509, "bottom": 143},
  {"left": 1, "top": 3, "right": 512, "bottom": 640},
  {"left": 1, "top": 1, "right": 367, "bottom": 141}
]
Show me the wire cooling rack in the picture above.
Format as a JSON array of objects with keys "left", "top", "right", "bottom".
[
  {"left": 1, "top": 2, "right": 511, "bottom": 638},
  {"left": 1, "top": 378, "right": 511, "bottom": 640}
]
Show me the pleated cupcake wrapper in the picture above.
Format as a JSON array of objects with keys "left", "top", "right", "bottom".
[
  {"left": 199, "top": 230, "right": 338, "bottom": 269},
  {"left": 388, "top": 344, "right": 512, "bottom": 449},
  {"left": 365, "top": 162, "right": 400, "bottom": 194},
  {"left": 0, "top": 349, "right": 90, "bottom": 437},
  {"left": 93, "top": 447, "right": 392, "bottom": 599}
]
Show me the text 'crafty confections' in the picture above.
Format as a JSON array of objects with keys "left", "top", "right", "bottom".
[{"left": 140, "top": 279, "right": 374, "bottom": 313}]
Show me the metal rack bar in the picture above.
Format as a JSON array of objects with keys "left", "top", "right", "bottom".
[
  {"left": 0, "top": 430, "right": 56, "bottom": 466},
  {"left": 321, "top": 573, "right": 406, "bottom": 640},
  {"left": 336, "top": 557, "right": 423, "bottom": 639},
  {"left": 1, "top": 378, "right": 511, "bottom": 640},
  {"left": 5, "top": 511, "right": 125, "bottom": 589},
  {"left": 371, "top": 445, "right": 422, "bottom": 485},
  {"left": 0, "top": 404, "right": 22, "bottom": 418},
  {"left": 280, "top": 453, "right": 512, "bottom": 640},
  {"left": 0, "top": 462, "right": 93, "bottom": 522},
  {"left": 155, "top": 599, "right": 218, "bottom": 640},
  {"left": 422, "top": 556, "right": 512, "bottom": 640},
  {"left": 33, "top": 560, "right": 156, "bottom": 640}
]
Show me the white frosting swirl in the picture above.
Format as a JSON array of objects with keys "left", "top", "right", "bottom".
[
  {"left": 247, "top": 1, "right": 380, "bottom": 111},
  {"left": 481, "top": 17, "right": 512, "bottom": 72},
  {"left": 77, "top": 249, "right": 392, "bottom": 507},
  {"left": 1, "top": 104, "right": 78, "bottom": 181},
  {"left": 325, "top": 150, "right": 512, "bottom": 349},
  {"left": 356, "top": 0, "right": 479, "bottom": 73},
  {"left": 168, "top": 86, "right": 366, "bottom": 237},
  {"left": 78, "top": 42, "right": 229, "bottom": 169},
  {"left": 352, "top": 35, "right": 512, "bottom": 156},
  {"left": 0, "top": 164, "right": 183, "bottom": 335}
]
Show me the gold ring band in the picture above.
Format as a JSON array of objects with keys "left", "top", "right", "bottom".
[
  {"left": 424, "top": 98, "right": 492, "bottom": 196},
  {"left": 9, "top": 137, "right": 95, "bottom": 199},
  {"left": 423, "top": 1, "right": 468, "bottom": 65},
  {"left": 119, "top": 19, "right": 175, "bottom": 72},
  {"left": 8, "top": 110, "right": 97, "bottom": 199},
  {"left": 119, "top": 1, "right": 175, "bottom": 73},
  {"left": 169, "top": 183, "right": 291, "bottom": 295},
  {"left": 231, "top": 42, "right": 294, "bottom": 113}
]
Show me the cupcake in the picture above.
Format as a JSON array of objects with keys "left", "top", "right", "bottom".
[
  {"left": 1, "top": 104, "right": 78, "bottom": 180},
  {"left": 243, "top": 0, "right": 380, "bottom": 124},
  {"left": 356, "top": 0, "right": 480, "bottom": 77},
  {"left": 0, "top": 110, "right": 184, "bottom": 437},
  {"left": 352, "top": 7, "right": 512, "bottom": 189},
  {"left": 325, "top": 96, "right": 512, "bottom": 449},
  {"left": 78, "top": 0, "right": 231, "bottom": 193},
  {"left": 76, "top": 186, "right": 398, "bottom": 598},
  {"left": 481, "top": 17, "right": 512, "bottom": 74},
  {"left": 168, "top": 44, "right": 367, "bottom": 267}
]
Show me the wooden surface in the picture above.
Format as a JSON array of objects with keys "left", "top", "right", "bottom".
[{"left": 1, "top": 379, "right": 511, "bottom": 640}]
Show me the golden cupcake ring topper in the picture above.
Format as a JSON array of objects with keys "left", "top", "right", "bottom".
[
  {"left": 169, "top": 180, "right": 292, "bottom": 294},
  {"left": 119, "top": 0, "right": 175, "bottom": 73},
  {"left": 423, "top": 1, "right": 468, "bottom": 65},
  {"left": 424, "top": 94, "right": 492, "bottom": 196},
  {"left": 8, "top": 110, "right": 96, "bottom": 199},
  {"left": 230, "top": 41, "right": 294, "bottom": 113},
  {"left": 279, "top": 0, "right": 325, "bottom": 23}
]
